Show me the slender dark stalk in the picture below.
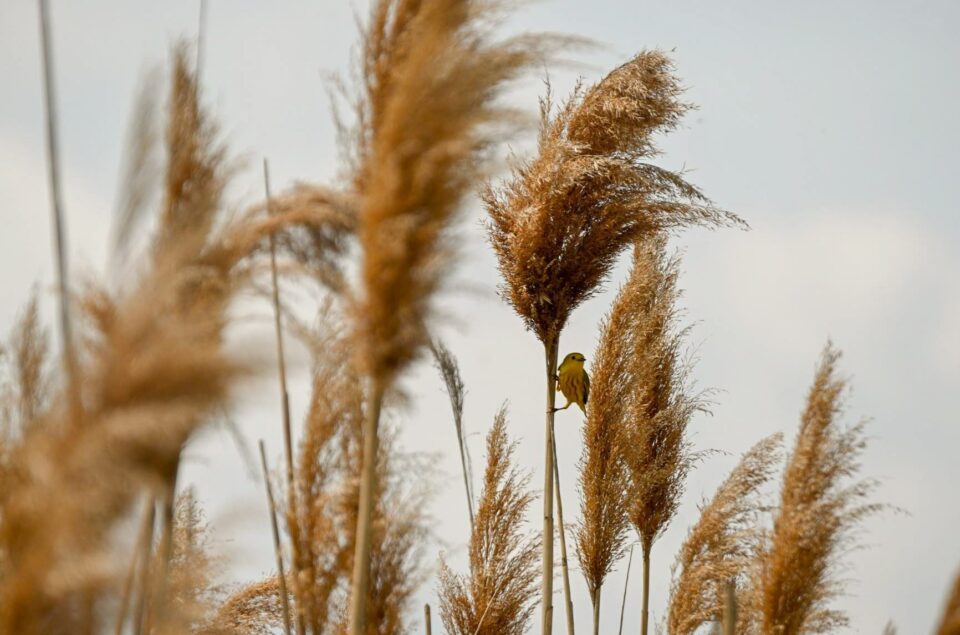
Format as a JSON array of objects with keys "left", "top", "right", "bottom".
[
  {"left": 264, "top": 159, "right": 304, "bottom": 635},
  {"left": 424, "top": 604, "right": 433, "bottom": 635},
  {"left": 258, "top": 440, "right": 293, "bottom": 635},
  {"left": 346, "top": 384, "right": 384, "bottom": 635},
  {"left": 618, "top": 545, "right": 634, "bottom": 635},
  {"left": 542, "top": 336, "right": 559, "bottom": 635},
  {"left": 551, "top": 425, "right": 575, "bottom": 635},
  {"left": 264, "top": 160, "right": 295, "bottom": 494},
  {"left": 641, "top": 542, "right": 651, "bottom": 635},
  {"left": 37, "top": 0, "right": 79, "bottom": 418}
]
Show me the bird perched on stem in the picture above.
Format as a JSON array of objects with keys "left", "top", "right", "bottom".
[{"left": 555, "top": 352, "right": 589, "bottom": 414}]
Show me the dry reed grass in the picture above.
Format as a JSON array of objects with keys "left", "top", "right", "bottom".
[
  {"left": 666, "top": 434, "right": 782, "bottom": 635},
  {"left": 750, "top": 344, "right": 881, "bottom": 635},
  {"left": 439, "top": 407, "right": 540, "bottom": 635},
  {"left": 484, "top": 50, "right": 741, "bottom": 633}
]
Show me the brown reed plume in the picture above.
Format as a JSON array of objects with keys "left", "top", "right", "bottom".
[
  {"left": 936, "top": 571, "right": 960, "bottom": 635},
  {"left": 344, "top": 3, "right": 548, "bottom": 631},
  {"left": 0, "top": 42, "right": 299, "bottom": 634},
  {"left": 603, "top": 236, "right": 703, "bottom": 635},
  {"left": 484, "top": 51, "right": 742, "bottom": 633},
  {"left": 574, "top": 275, "right": 635, "bottom": 634},
  {"left": 430, "top": 339, "right": 475, "bottom": 527},
  {"left": 279, "top": 316, "right": 428, "bottom": 635},
  {"left": 439, "top": 407, "right": 540, "bottom": 635},
  {"left": 752, "top": 343, "right": 881, "bottom": 635},
  {"left": 666, "top": 434, "right": 782, "bottom": 635}
]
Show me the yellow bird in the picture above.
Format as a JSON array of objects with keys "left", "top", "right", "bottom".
[{"left": 555, "top": 352, "right": 589, "bottom": 414}]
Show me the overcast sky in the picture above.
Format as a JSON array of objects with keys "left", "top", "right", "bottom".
[{"left": 2, "top": 1, "right": 959, "bottom": 633}]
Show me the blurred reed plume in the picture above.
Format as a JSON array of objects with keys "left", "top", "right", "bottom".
[
  {"left": 431, "top": 339, "right": 475, "bottom": 527},
  {"left": 666, "top": 434, "right": 782, "bottom": 635},
  {"left": 611, "top": 237, "right": 704, "bottom": 635},
  {"left": 439, "top": 407, "right": 540, "bottom": 635},
  {"left": 283, "top": 316, "right": 429, "bottom": 635},
  {"left": 752, "top": 344, "right": 881, "bottom": 635},
  {"left": 484, "top": 50, "right": 741, "bottom": 633},
  {"left": 0, "top": 42, "right": 302, "bottom": 635},
  {"left": 936, "top": 571, "right": 960, "bottom": 635},
  {"left": 343, "top": 2, "right": 549, "bottom": 630}
]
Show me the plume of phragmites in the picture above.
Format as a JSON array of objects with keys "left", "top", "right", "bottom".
[
  {"left": 574, "top": 264, "right": 635, "bottom": 631},
  {"left": 484, "top": 50, "right": 744, "bottom": 346},
  {"left": 936, "top": 571, "right": 960, "bottom": 635},
  {"left": 351, "top": 0, "right": 551, "bottom": 386},
  {"left": 0, "top": 43, "right": 296, "bottom": 635},
  {"left": 439, "top": 407, "right": 541, "bottom": 635},
  {"left": 666, "top": 434, "right": 783, "bottom": 635},
  {"left": 750, "top": 344, "right": 882, "bottom": 635},
  {"left": 622, "top": 237, "right": 701, "bottom": 551},
  {"left": 276, "top": 317, "right": 428, "bottom": 635}
]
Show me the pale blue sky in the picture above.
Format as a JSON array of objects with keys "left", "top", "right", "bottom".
[{"left": 1, "top": 1, "right": 958, "bottom": 633}]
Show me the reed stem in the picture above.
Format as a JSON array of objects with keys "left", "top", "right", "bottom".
[
  {"left": 591, "top": 588, "right": 601, "bottom": 635},
  {"left": 424, "top": 603, "right": 432, "bottom": 635},
  {"left": 258, "top": 441, "right": 293, "bottom": 635},
  {"left": 541, "top": 336, "right": 559, "bottom": 635},
  {"left": 347, "top": 383, "right": 384, "bottom": 635},
  {"left": 552, "top": 423, "right": 575, "bottom": 635},
  {"left": 132, "top": 499, "right": 156, "bottom": 635},
  {"left": 641, "top": 542, "right": 651, "bottom": 635},
  {"left": 37, "top": 0, "right": 79, "bottom": 419},
  {"left": 618, "top": 544, "right": 634, "bottom": 635}
]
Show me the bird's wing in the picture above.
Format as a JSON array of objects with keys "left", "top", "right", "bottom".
[{"left": 583, "top": 370, "right": 590, "bottom": 405}]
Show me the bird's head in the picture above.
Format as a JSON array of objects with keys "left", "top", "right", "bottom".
[{"left": 562, "top": 352, "right": 586, "bottom": 366}]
